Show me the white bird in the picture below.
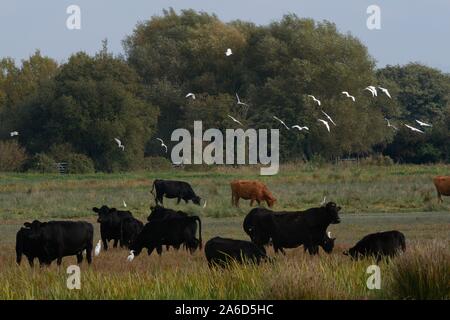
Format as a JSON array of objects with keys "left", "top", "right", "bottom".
[
  {"left": 114, "top": 138, "right": 125, "bottom": 151},
  {"left": 321, "top": 110, "right": 336, "bottom": 126},
  {"left": 384, "top": 118, "right": 398, "bottom": 131},
  {"left": 203, "top": 200, "right": 207, "bottom": 209},
  {"left": 123, "top": 200, "right": 127, "bottom": 208},
  {"left": 273, "top": 116, "right": 290, "bottom": 130},
  {"left": 308, "top": 95, "right": 321, "bottom": 106},
  {"left": 415, "top": 120, "right": 432, "bottom": 127},
  {"left": 364, "top": 86, "right": 377, "bottom": 97},
  {"left": 10, "top": 131, "right": 19, "bottom": 137},
  {"left": 292, "top": 125, "right": 309, "bottom": 131},
  {"left": 127, "top": 250, "right": 135, "bottom": 262},
  {"left": 235, "top": 93, "right": 248, "bottom": 107},
  {"left": 404, "top": 124, "right": 425, "bottom": 134},
  {"left": 185, "top": 93, "right": 196, "bottom": 100},
  {"left": 94, "top": 240, "right": 101, "bottom": 257},
  {"left": 225, "top": 48, "right": 233, "bottom": 56},
  {"left": 378, "top": 87, "right": 391, "bottom": 99},
  {"left": 228, "top": 115, "right": 243, "bottom": 126},
  {"left": 318, "top": 119, "right": 330, "bottom": 132},
  {"left": 321, "top": 196, "right": 327, "bottom": 205},
  {"left": 156, "top": 138, "right": 168, "bottom": 153},
  {"left": 341, "top": 91, "right": 356, "bottom": 102}
]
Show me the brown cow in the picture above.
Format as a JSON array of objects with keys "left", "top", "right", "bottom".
[
  {"left": 230, "top": 180, "right": 276, "bottom": 208},
  {"left": 433, "top": 176, "right": 450, "bottom": 203}
]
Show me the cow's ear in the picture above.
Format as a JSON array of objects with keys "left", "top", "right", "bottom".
[
  {"left": 23, "top": 222, "right": 31, "bottom": 228},
  {"left": 93, "top": 207, "right": 99, "bottom": 213}
]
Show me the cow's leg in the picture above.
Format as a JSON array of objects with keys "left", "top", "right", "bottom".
[
  {"left": 177, "top": 197, "right": 181, "bottom": 204},
  {"left": 102, "top": 236, "right": 108, "bottom": 251},
  {"left": 437, "top": 191, "right": 443, "bottom": 203},
  {"left": 257, "top": 200, "right": 261, "bottom": 207},
  {"left": 147, "top": 246, "right": 156, "bottom": 256},
  {"left": 85, "top": 244, "right": 93, "bottom": 265},
  {"left": 113, "top": 238, "right": 119, "bottom": 248},
  {"left": 250, "top": 199, "right": 255, "bottom": 207},
  {"left": 27, "top": 257, "right": 34, "bottom": 267},
  {"left": 156, "top": 246, "right": 163, "bottom": 255},
  {"left": 56, "top": 257, "right": 63, "bottom": 266},
  {"left": 76, "top": 253, "right": 83, "bottom": 264}
]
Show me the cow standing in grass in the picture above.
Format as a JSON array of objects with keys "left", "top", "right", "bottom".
[
  {"left": 93, "top": 205, "right": 133, "bottom": 250},
  {"left": 344, "top": 230, "right": 406, "bottom": 263},
  {"left": 151, "top": 179, "right": 202, "bottom": 206},
  {"left": 230, "top": 180, "right": 277, "bottom": 208},
  {"left": 243, "top": 202, "right": 341, "bottom": 255}
]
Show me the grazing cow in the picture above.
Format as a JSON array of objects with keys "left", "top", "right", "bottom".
[
  {"left": 344, "top": 230, "right": 406, "bottom": 263},
  {"left": 205, "top": 237, "right": 268, "bottom": 268},
  {"left": 433, "top": 176, "right": 450, "bottom": 203},
  {"left": 242, "top": 202, "right": 341, "bottom": 255},
  {"left": 230, "top": 180, "right": 276, "bottom": 208},
  {"left": 129, "top": 215, "right": 202, "bottom": 257},
  {"left": 120, "top": 217, "right": 144, "bottom": 248},
  {"left": 151, "top": 179, "right": 201, "bottom": 206},
  {"left": 16, "top": 225, "right": 51, "bottom": 267},
  {"left": 24, "top": 220, "right": 93, "bottom": 266},
  {"left": 93, "top": 205, "right": 133, "bottom": 250}
]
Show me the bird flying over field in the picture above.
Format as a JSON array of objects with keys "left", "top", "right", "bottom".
[
  {"left": 10, "top": 131, "right": 19, "bottom": 137},
  {"left": 292, "top": 125, "right": 309, "bottom": 131},
  {"left": 156, "top": 138, "right": 168, "bottom": 153},
  {"left": 114, "top": 138, "right": 125, "bottom": 151},
  {"left": 185, "top": 93, "right": 196, "bottom": 100},
  {"left": 225, "top": 48, "right": 233, "bottom": 56},
  {"left": 415, "top": 120, "right": 432, "bottom": 127},
  {"left": 384, "top": 118, "right": 398, "bottom": 131},
  {"left": 404, "top": 124, "right": 425, "bottom": 134},
  {"left": 341, "top": 91, "right": 356, "bottom": 102},
  {"left": 318, "top": 119, "right": 330, "bottom": 132},
  {"left": 235, "top": 93, "right": 248, "bottom": 107},
  {"left": 94, "top": 240, "right": 101, "bottom": 257},
  {"left": 364, "top": 86, "right": 377, "bottom": 97},
  {"left": 308, "top": 95, "right": 321, "bottom": 106},
  {"left": 228, "top": 115, "right": 243, "bottom": 126},
  {"left": 378, "top": 87, "right": 391, "bottom": 99},
  {"left": 273, "top": 116, "right": 290, "bottom": 130},
  {"left": 127, "top": 250, "right": 135, "bottom": 262},
  {"left": 321, "top": 110, "right": 336, "bottom": 126}
]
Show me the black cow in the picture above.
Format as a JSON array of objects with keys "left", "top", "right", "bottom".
[
  {"left": 242, "top": 202, "right": 341, "bottom": 255},
  {"left": 204, "top": 237, "right": 268, "bottom": 268},
  {"left": 129, "top": 215, "right": 202, "bottom": 257},
  {"left": 93, "top": 205, "right": 133, "bottom": 250},
  {"left": 151, "top": 179, "right": 201, "bottom": 205},
  {"left": 344, "top": 230, "right": 406, "bottom": 262},
  {"left": 16, "top": 225, "right": 51, "bottom": 267},
  {"left": 22, "top": 220, "right": 93, "bottom": 266},
  {"left": 120, "top": 217, "right": 144, "bottom": 248}
]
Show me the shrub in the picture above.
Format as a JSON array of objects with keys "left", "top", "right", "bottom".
[
  {"left": 24, "top": 153, "right": 58, "bottom": 173},
  {"left": 141, "top": 157, "right": 172, "bottom": 171},
  {"left": 361, "top": 154, "right": 394, "bottom": 166},
  {"left": 0, "top": 141, "right": 28, "bottom": 172},
  {"left": 65, "top": 153, "right": 95, "bottom": 174},
  {"left": 387, "top": 243, "right": 450, "bottom": 299}
]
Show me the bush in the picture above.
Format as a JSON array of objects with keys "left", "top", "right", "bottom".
[
  {"left": 24, "top": 153, "right": 58, "bottom": 173},
  {"left": 65, "top": 153, "right": 95, "bottom": 174},
  {"left": 142, "top": 157, "right": 172, "bottom": 171},
  {"left": 0, "top": 141, "right": 28, "bottom": 172},
  {"left": 361, "top": 154, "right": 394, "bottom": 166}
]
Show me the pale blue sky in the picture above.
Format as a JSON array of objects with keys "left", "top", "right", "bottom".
[{"left": 0, "top": 0, "right": 449, "bottom": 72}]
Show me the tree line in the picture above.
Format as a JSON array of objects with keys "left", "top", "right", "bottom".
[{"left": 0, "top": 9, "right": 449, "bottom": 172}]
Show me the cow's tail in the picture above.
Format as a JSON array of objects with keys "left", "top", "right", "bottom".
[
  {"left": 193, "top": 216, "right": 202, "bottom": 249},
  {"left": 15, "top": 232, "right": 23, "bottom": 265}
]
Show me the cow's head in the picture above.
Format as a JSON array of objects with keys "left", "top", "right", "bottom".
[
  {"left": 325, "top": 202, "right": 341, "bottom": 224},
  {"left": 267, "top": 197, "right": 277, "bottom": 208},
  {"left": 148, "top": 205, "right": 165, "bottom": 221},
  {"left": 322, "top": 231, "right": 336, "bottom": 253},
  {"left": 26, "top": 220, "right": 46, "bottom": 240},
  {"left": 192, "top": 196, "right": 201, "bottom": 206},
  {"left": 93, "top": 205, "right": 115, "bottom": 223}
]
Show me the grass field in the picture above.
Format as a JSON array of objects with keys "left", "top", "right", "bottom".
[{"left": 0, "top": 163, "right": 449, "bottom": 299}]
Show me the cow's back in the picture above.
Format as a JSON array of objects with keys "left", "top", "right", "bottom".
[
  {"left": 231, "top": 180, "right": 264, "bottom": 198},
  {"left": 43, "top": 221, "right": 93, "bottom": 255}
]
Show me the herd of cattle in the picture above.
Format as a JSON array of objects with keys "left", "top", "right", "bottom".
[{"left": 15, "top": 175, "right": 449, "bottom": 268}]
